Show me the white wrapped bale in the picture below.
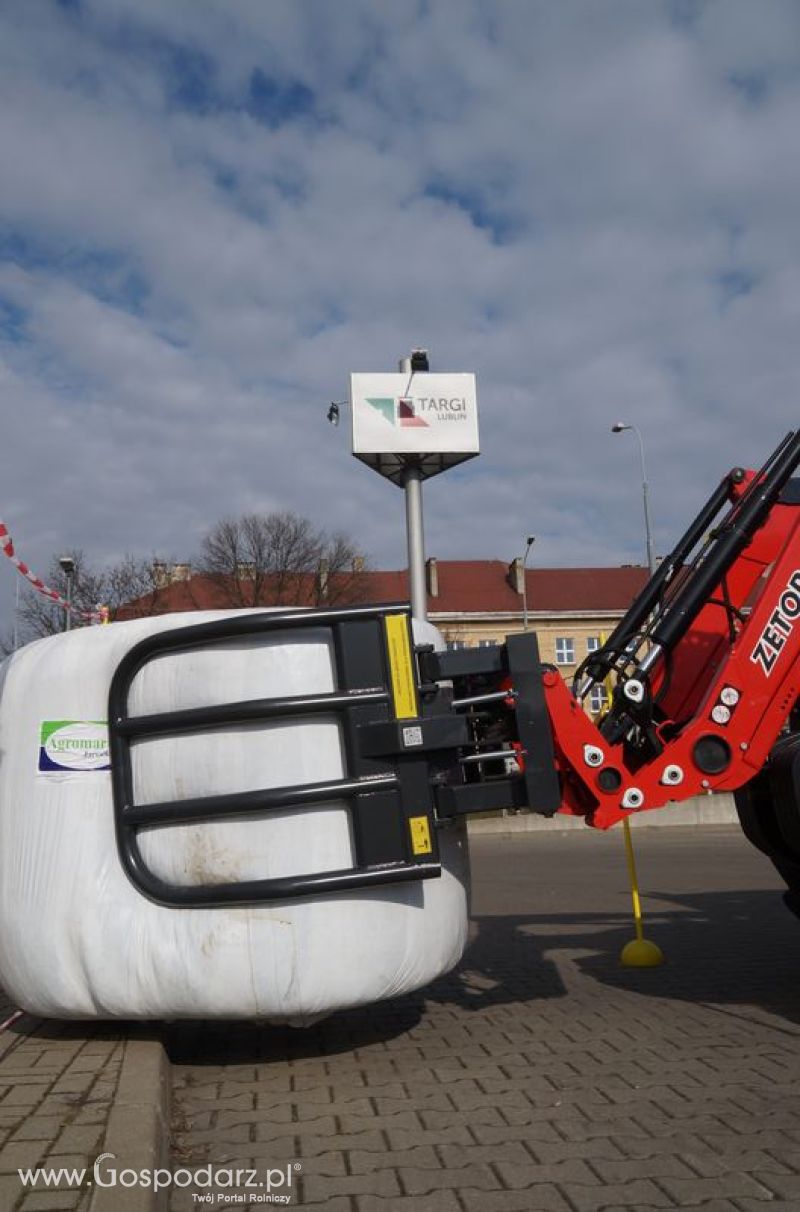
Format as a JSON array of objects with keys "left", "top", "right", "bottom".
[{"left": 0, "top": 611, "right": 469, "bottom": 1020}]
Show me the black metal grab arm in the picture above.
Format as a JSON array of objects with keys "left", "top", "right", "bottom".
[
  {"left": 107, "top": 605, "right": 562, "bottom": 908},
  {"left": 108, "top": 605, "right": 444, "bottom": 908}
]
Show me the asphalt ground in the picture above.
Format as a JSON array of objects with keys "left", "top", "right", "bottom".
[{"left": 164, "top": 824, "right": 800, "bottom": 1211}]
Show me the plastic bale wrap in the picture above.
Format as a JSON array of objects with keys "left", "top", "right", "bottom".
[{"left": 0, "top": 611, "right": 469, "bottom": 1020}]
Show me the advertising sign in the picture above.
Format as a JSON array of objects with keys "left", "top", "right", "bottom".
[
  {"left": 38, "top": 720, "right": 111, "bottom": 774},
  {"left": 350, "top": 372, "right": 479, "bottom": 483}
]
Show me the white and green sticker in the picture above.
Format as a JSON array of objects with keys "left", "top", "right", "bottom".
[{"left": 38, "top": 720, "right": 110, "bottom": 773}]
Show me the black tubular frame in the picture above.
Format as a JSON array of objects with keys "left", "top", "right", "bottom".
[{"left": 108, "top": 604, "right": 442, "bottom": 907}]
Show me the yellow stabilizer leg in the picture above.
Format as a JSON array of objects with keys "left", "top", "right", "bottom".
[
  {"left": 596, "top": 633, "right": 664, "bottom": 968},
  {"left": 620, "top": 817, "right": 664, "bottom": 967}
]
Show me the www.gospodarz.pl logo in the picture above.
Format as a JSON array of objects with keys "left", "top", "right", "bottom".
[{"left": 19, "top": 1154, "right": 301, "bottom": 1202}]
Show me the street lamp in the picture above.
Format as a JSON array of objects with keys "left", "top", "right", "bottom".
[
  {"left": 611, "top": 423, "right": 656, "bottom": 575},
  {"left": 58, "top": 556, "right": 75, "bottom": 632},
  {"left": 521, "top": 535, "right": 535, "bottom": 630}
]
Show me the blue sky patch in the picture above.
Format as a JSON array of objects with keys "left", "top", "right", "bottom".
[
  {"left": 163, "top": 43, "right": 218, "bottom": 113},
  {"left": 246, "top": 69, "right": 316, "bottom": 128},
  {"left": 728, "top": 72, "right": 768, "bottom": 106},
  {"left": 423, "top": 182, "right": 519, "bottom": 245},
  {"left": 1, "top": 233, "right": 149, "bottom": 318},
  {"left": 715, "top": 268, "right": 759, "bottom": 307},
  {"left": 0, "top": 296, "right": 27, "bottom": 342},
  {"left": 0, "top": 231, "right": 56, "bottom": 272}
]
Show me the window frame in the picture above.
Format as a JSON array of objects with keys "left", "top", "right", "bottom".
[{"left": 555, "top": 636, "right": 575, "bottom": 665}]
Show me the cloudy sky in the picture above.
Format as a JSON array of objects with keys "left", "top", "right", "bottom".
[{"left": 2, "top": 0, "right": 799, "bottom": 629}]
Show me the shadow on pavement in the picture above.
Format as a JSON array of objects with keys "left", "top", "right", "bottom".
[
  {"left": 424, "top": 886, "right": 800, "bottom": 1028},
  {"left": 423, "top": 914, "right": 569, "bottom": 1012},
  {"left": 164, "top": 998, "right": 426, "bottom": 1066},
  {"left": 573, "top": 887, "right": 800, "bottom": 1026}
]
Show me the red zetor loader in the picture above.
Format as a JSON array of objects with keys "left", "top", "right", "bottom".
[{"left": 107, "top": 430, "right": 800, "bottom": 913}]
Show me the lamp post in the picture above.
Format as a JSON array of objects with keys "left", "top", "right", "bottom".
[
  {"left": 58, "top": 556, "right": 75, "bottom": 632},
  {"left": 611, "top": 423, "right": 656, "bottom": 575},
  {"left": 521, "top": 535, "right": 535, "bottom": 630}
]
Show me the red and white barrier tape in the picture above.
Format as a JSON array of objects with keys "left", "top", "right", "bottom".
[
  {"left": 0, "top": 1009, "right": 23, "bottom": 1032},
  {"left": 0, "top": 521, "right": 101, "bottom": 622}
]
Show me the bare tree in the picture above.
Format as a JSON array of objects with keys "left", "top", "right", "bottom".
[
  {"left": 317, "top": 530, "right": 370, "bottom": 606},
  {"left": 198, "top": 511, "right": 369, "bottom": 608},
  {"left": 15, "top": 550, "right": 101, "bottom": 642},
  {"left": 2, "top": 513, "right": 369, "bottom": 652},
  {"left": 12, "top": 550, "right": 170, "bottom": 645},
  {"left": 104, "top": 554, "right": 171, "bottom": 617}
]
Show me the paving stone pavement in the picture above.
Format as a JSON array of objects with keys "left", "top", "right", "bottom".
[
  {"left": 0, "top": 1011, "right": 125, "bottom": 1212},
  {"left": 164, "top": 825, "right": 800, "bottom": 1211}
]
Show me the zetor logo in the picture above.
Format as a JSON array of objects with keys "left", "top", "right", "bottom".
[
  {"left": 750, "top": 569, "right": 800, "bottom": 676},
  {"left": 366, "top": 396, "right": 469, "bottom": 428}
]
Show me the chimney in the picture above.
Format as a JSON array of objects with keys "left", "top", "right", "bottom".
[
  {"left": 152, "top": 561, "right": 168, "bottom": 589},
  {"left": 508, "top": 557, "right": 524, "bottom": 595},
  {"left": 235, "top": 561, "right": 256, "bottom": 580},
  {"left": 426, "top": 557, "right": 439, "bottom": 598},
  {"left": 318, "top": 557, "right": 329, "bottom": 600},
  {"left": 170, "top": 563, "right": 191, "bottom": 583},
  {"left": 352, "top": 556, "right": 365, "bottom": 573}
]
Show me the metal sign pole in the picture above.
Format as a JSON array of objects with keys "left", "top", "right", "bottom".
[
  {"left": 403, "top": 466, "right": 427, "bottom": 622},
  {"left": 398, "top": 355, "right": 428, "bottom": 622}
]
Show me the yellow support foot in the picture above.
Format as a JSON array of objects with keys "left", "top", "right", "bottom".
[
  {"left": 620, "top": 937, "right": 664, "bottom": 967},
  {"left": 619, "top": 817, "right": 665, "bottom": 968}
]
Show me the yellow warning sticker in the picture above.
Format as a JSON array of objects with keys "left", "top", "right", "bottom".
[
  {"left": 409, "top": 815, "right": 433, "bottom": 856},
  {"left": 385, "top": 613, "right": 419, "bottom": 720}
]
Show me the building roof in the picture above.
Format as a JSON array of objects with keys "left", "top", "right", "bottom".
[
  {"left": 363, "top": 561, "right": 649, "bottom": 614},
  {"left": 118, "top": 561, "right": 649, "bottom": 619}
]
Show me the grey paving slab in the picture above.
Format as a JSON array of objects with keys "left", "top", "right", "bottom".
[
  {"left": 0, "top": 1017, "right": 125, "bottom": 1211},
  {"left": 0, "top": 1013, "right": 167, "bottom": 1212},
  {"left": 165, "top": 824, "right": 800, "bottom": 1209}
]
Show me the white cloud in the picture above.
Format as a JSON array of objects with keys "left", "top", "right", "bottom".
[{"left": 1, "top": 0, "right": 800, "bottom": 634}]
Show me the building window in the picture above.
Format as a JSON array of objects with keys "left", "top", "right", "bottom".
[
  {"left": 589, "top": 685, "right": 608, "bottom": 714},
  {"left": 555, "top": 637, "right": 575, "bottom": 665},
  {"left": 478, "top": 639, "right": 495, "bottom": 648},
  {"left": 447, "top": 640, "right": 468, "bottom": 651},
  {"left": 587, "top": 636, "right": 601, "bottom": 653}
]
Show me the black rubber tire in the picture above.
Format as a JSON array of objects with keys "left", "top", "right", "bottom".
[{"left": 735, "top": 773, "right": 800, "bottom": 895}]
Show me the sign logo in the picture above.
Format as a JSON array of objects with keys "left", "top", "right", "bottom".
[
  {"left": 366, "top": 397, "right": 429, "bottom": 428},
  {"left": 38, "top": 720, "right": 111, "bottom": 773},
  {"left": 750, "top": 569, "right": 800, "bottom": 677},
  {"left": 351, "top": 372, "right": 479, "bottom": 469}
]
